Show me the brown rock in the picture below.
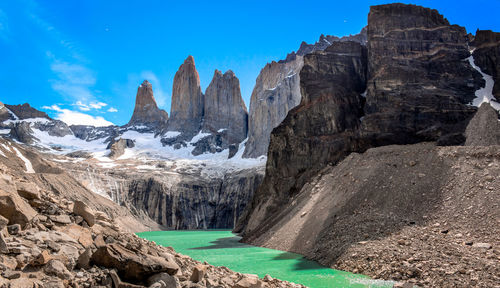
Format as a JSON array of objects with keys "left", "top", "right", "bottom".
[
  {"left": 0, "top": 187, "right": 37, "bottom": 227},
  {"left": 49, "top": 214, "right": 71, "bottom": 224},
  {"left": 189, "top": 264, "right": 206, "bottom": 283},
  {"left": 147, "top": 272, "right": 181, "bottom": 288},
  {"left": 91, "top": 243, "right": 179, "bottom": 283},
  {"left": 73, "top": 200, "right": 96, "bottom": 227},
  {"left": 44, "top": 259, "right": 73, "bottom": 280},
  {"left": 127, "top": 80, "right": 169, "bottom": 129},
  {"left": 94, "top": 234, "right": 106, "bottom": 248},
  {"left": 234, "top": 274, "right": 263, "bottom": 288},
  {"left": 31, "top": 250, "right": 53, "bottom": 266},
  {"left": 15, "top": 182, "right": 40, "bottom": 200}
]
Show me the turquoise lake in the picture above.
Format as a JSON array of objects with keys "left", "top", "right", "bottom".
[{"left": 137, "top": 230, "right": 393, "bottom": 288}]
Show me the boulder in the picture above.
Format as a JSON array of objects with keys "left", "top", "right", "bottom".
[
  {"left": 91, "top": 243, "right": 179, "bottom": 283},
  {"left": 147, "top": 272, "right": 181, "bottom": 288},
  {"left": 0, "top": 188, "right": 37, "bottom": 227},
  {"left": 44, "top": 259, "right": 73, "bottom": 280},
  {"left": 73, "top": 200, "right": 96, "bottom": 227},
  {"left": 189, "top": 264, "right": 207, "bottom": 283},
  {"left": 234, "top": 274, "right": 263, "bottom": 288},
  {"left": 31, "top": 250, "right": 53, "bottom": 266},
  {"left": 15, "top": 181, "right": 40, "bottom": 200},
  {"left": 465, "top": 103, "right": 500, "bottom": 146}
]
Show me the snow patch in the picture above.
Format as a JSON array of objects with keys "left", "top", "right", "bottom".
[
  {"left": 467, "top": 55, "right": 500, "bottom": 110},
  {"left": 3, "top": 117, "right": 51, "bottom": 125},
  {"left": 163, "top": 131, "right": 181, "bottom": 138},
  {"left": 0, "top": 129, "right": 10, "bottom": 134},
  {"left": 136, "top": 165, "right": 157, "bottom": 170},
  {"left": 12, "top": 147, "right": 35, "bottom": 173},
  {"left": 190, "top": 131, "right": 211, "bottom": 143},
  {"left": 360, "top": 90, "right": 367, "bottom": 98},
  {"left": 217, "top": 128, "right": 227, "bottom": 133}
]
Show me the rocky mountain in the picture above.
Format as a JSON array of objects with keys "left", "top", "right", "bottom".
[
  {"left": 0, "top": 97, "right": 267, "bottom": 231},
  {"left": 243, "top": 28, "right": 368, "bottom": 158},
  {"left": 0, "top": 138, "right": 300, "bottom": 288},
  {"left": 202, "top": 69, "right": 248, "bottom": 145},
  {"left": 167, "top": 55, "right": 204, "bottom": 135},
  {"left": 237, "top": 3, "right": 500, "bottom": 287},
  {"left": 127, "top": 80, "right": 169, "bottom": 130}
]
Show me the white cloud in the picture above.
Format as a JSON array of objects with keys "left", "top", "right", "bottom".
[
  {"left": 47, "top": 54, "right": 97, "bottom": 102},
  {"left": 107, "top": 107, "right": 118, "bottom": 112},
  {"left": 89, "top": 102, "right": 107, "bottom": 109},
  {"left": 74, "top": 101, "right": 107, "bottom": 111},
  {"left": 43, "top": 105, "right": 113, "bottom": 127}
]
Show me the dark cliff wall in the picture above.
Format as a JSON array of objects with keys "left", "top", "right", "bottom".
[{"left": 238, "top": 3, "right": 487, "bottom": 239}]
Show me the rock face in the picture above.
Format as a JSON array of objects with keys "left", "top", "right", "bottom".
[
  {"left": 168, "top": 56, "right": 204, "bottom": 135},
  {"left": 243, "top": 29, "right": 368, "bottom": 158},
  {"left": 465, "top": 103, "right": 500, "bottom": 146},
  {"left": 361, "top": 3, "right": 481, "bottom": 144},
  {"left": 237, "top": 41, "right": 367, "bottom": 234},
  {"left": 0, "top": 140, "right": 301, "bottom": 287},
  {"left": 67, "top": 166, "right": 265, "bottom": 230},
  {"left": 203, "top": 70, "right": 248, "bottom": 144},
  {"left": 239, "top": 3, "right": 489, "bottom": 242},
  {"left": 472, "top": 29, "right": 500, "bottom": 102},
  {"left": 4, "top": 103, "right": 50, "bottom": 120},
  {"left": 243, "top": 57, "right": 303, "bottom": 158},
  {"left": 127, "top": 80, "right": 169, "bottom": 130}
]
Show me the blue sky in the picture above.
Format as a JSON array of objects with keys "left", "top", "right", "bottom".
[{"left": 0, "top": 0, "right": 499, "bottom": 126}]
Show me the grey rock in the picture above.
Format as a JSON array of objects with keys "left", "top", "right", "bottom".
[
  {"left": 168, "top": 56, "right": 204, "bottom": 135},
  {"left": 465, "top": 102, "right": 500, "bottom": 145},
  {"left": 203, "top": 69, "right": 248, "bottom": 145},
  {"left": 44, "top": 259, "right": 73, "bottom": 280}
]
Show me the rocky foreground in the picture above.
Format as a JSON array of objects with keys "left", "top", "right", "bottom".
[{"left": 0, "top": 140, "right": 303, "bottom": 288}]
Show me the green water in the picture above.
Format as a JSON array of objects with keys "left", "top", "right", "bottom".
[{"left": 138, "top": 230, "right": 392, "bottom": 288}]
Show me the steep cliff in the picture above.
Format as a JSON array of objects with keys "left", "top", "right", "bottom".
[
  {"left": 239, "top": 2, "right": 487, "bottom": 242},
  {"left": 167, "top": 56, "right": 204, "bottom": 135},
  {"left": 127, "top": 80, "right": 169, "bottom": 130},
  {"left": 361, "top": 3, "right": 481, "bottom": 145},
  {"left": 237, "top": 4, "right": 499, "bottom": 286},
  {"left": 65, "top": 163, "right": 264, "bottom": 230},
  {"left": 203, "top": 69, "right": 248, "bottom": 144},
  {"left": 472, "top": 29, "right": 500, "bottom": 102},
  {"left": 237, "top": 41, "right": 368, "bottom": 234},
  {"left": 243, "top": 29, "right": 368, "bottom": 158}
]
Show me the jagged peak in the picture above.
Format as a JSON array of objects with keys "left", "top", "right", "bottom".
[
  {"left": 140, "top": 79, "right": 152, "bottom": 88},
  {"left": 184, "top": 55, "right": 195, "bottom": 65}
]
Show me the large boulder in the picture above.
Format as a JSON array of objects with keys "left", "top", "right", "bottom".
[
  {"left": 90, "top": 243, "right": 179, "bottom": 284},
  {"left": 0, "top": 185, "right": 37, "bottom": 227},
  {"left": 73, "top": 200, "right": 96, "bottom": 227}
]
